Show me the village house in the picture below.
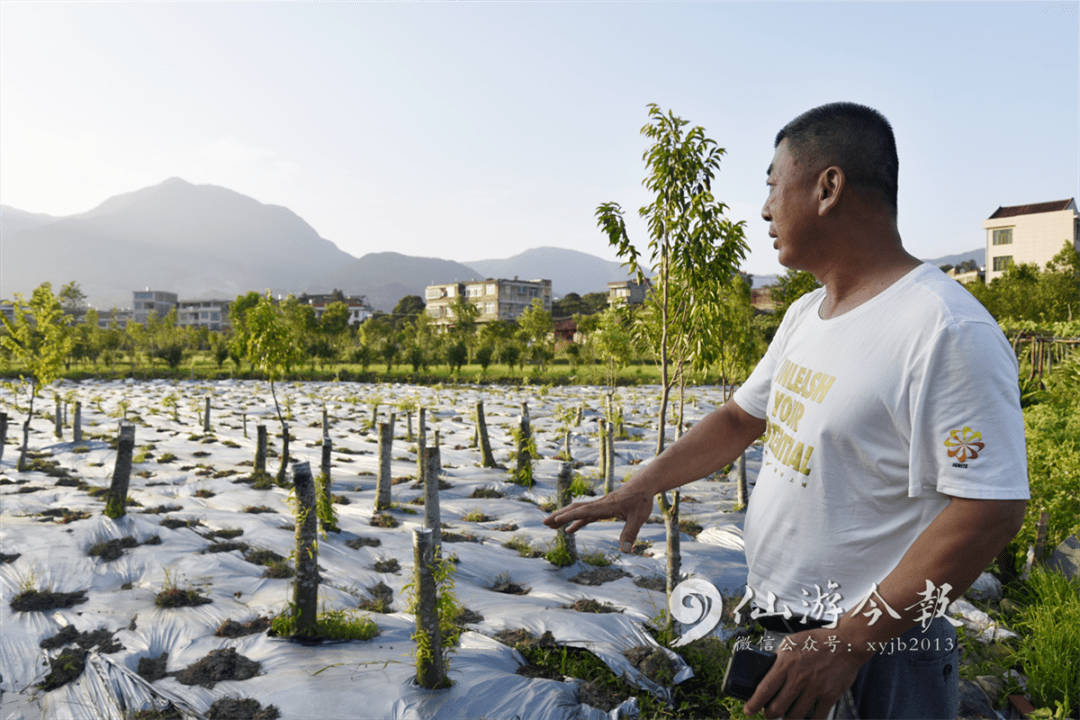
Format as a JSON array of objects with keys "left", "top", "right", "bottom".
[
  {"left": 299, "top": 293, "right": 374, "bottom": 326},
  {"left": 983, "top": 198, "right": 1079, "bottom": 282},
  {"left": 425, "top": 278, "right": 552, "bottom": 329}
]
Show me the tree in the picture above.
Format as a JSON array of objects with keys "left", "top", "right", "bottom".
[
  {"left": 228, "top": 291, "right": 262, "bottom": 371},
  {"left": 597, "top": 104, "right": 748, "bottom": 457},
  {"left": 591, "top": 306, "right": 633, "bottom": 392},
  {"left": 595, "top": 104, "right": 748, "bottom": 600},
  {"left": 1, "top": 282, "right": 72, "bottom": 470},
  {"left": 966, "top": 242, "right": 1080, "bottom": 322},
  {"left": 58, "top": 281, "right": 87, "bottom": 317},
  {"left": 244, "top": 292, "right": 305, "bottom": 482},
  {"left": 394, "top": 295, "right": 426, "bottom": 318},
  {"left": 517, "top": 298, "right": 554, "bottom": 370},
  {"left": 770, "top": 268, "right": 822, "bottom": 322}
]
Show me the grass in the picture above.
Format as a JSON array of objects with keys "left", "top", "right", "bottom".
[
  {"left": 462, "top": 507, "right": 491, "bottom": 523},
  {"left": 271, "top": 607, "right": 381, "bottom": 641},
  {"left": 504, "top": 534, "right": 543, "bottom": 559},
  {"left": 1008, "top": 568, "right": 1080, "bottom": 716}
]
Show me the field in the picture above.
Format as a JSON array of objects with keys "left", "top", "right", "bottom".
[{"left": 1, "top": 379, "right": 753, "bottom": 719}]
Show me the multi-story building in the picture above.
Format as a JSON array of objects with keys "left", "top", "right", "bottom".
[
  {"left": 425, "top": 278, "right": 552, "bottom": 328},
  {"left": 607, "top": 278, "right": 651, "bottom": 307},
  {"left": 983, "top": 199, "right": 1079, "bottom": 283},
  {"left": 132, "top": 289, "right": 179, "bottom": 324},
  {"left": 177, "top": 300, "right": 231, "bottom": 331},
  {"left": 300, "top": 294, "right": 374, "bottom": 326}
]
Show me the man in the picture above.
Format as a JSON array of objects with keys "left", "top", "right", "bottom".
[{"left": 544, "top": 102, "right": 1029, "bottom": 719}]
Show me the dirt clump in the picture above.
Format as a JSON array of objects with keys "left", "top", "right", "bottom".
[
  {"left": 37, "top": 647, "right": 87, "bottom": 691},
  {"left": 577, "top": 680, "right": 625, "bottom": 712},
  {"left": 625, "top": 645, "right": 675, "bottom": 684},
  {"left": 175, "top": 647, "right": 261, "bottom": 688},
  {"left": 570, "top": 567, "right": 631, "bottom": 586},
  {"left": 10, "top": 589, "right": 88, "bottom": 612},
  {"left": 494, "top": 629, "right": 556, "bottom": 650},
  {"left": 88, "top": 537, "right": 140, "bottom": 561},
  {"left": 137, "top": 652, "right": 169, "bottom": 682},
  {"left": 358, "top": 581, "right": 393, "bottom": 613},
  {"left": 216, "top": 617, "right": 271, "bottom": 638},
  {"left": 206, "top": 697, "right": 280, "bottom": 719},
  {"left": 40, "top": 626, "right": 123, "bottom": 653}
]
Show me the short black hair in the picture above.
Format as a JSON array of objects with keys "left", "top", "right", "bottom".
[{"left": 776, "top": 102, "right": 898, "bottom": 215}]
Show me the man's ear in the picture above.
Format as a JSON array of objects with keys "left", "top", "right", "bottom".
[{"left": 817, "top": 166, "right": 845, "bottom": 216}]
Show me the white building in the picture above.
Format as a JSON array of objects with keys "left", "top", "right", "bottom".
[
  {"left": 983, "top": 199, "right": 1079, "bottom": 282},
  {"left": 425, "top": 278, "right": 552, "bottom": 328}
]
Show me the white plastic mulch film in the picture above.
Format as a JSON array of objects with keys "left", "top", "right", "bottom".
[{"left": 1, "top": 380, "right": 755, "bottom": 719}]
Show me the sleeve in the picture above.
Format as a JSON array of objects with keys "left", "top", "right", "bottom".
[{"left": 907, "top": 320, "right": 1030, "bottom": 500}]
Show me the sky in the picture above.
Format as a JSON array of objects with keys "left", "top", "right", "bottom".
[{"left": 1, "top": 1, "right": 1077, "bottom": 279}]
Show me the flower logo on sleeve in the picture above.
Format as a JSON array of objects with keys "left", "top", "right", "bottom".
[{"left": 944, "top": 427, "right": 985, "bottom": 463}]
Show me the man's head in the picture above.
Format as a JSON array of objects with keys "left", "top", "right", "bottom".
[{"left": 775, "top": 102, "right": 898, "bottom": 217}]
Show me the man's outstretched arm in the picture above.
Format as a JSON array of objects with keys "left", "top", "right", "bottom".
[{"left": 543, "top": 399, "right": 766, "bottom": 552}]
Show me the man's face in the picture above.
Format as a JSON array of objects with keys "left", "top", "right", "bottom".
[{"left": 761, "top": 139, "right": 820, "bottom": 270}]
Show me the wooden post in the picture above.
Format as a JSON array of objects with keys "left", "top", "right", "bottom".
[
  {"left": 243, "top": 412, "right": 248, "bottom": 439},
  {"left": 322, "top": 405, "right": 329, "bottom": 435},
  {"left": 432, "top": 427, "right": 442, "bottom": 474},
  {"left": 413, "top": 528, "right": 446, "bottom": 689},
  {"left": 604, "top": 421, "right": 615, "bottom": 495},
  {"left": 1033, "top": 511, "right": 1050, "bottom": 564},
  {"left": 515, "top": 402, "right": 531, "bottom": 485},
  {"left": 276, "top": 422, "right": 290, "bottom": 485},
  {"left": 423, "top": 446, "right": 442, "bottom": 557},
  {"left": 555, "top": 462, "right": 578, "bottom": 563},
  {"left": 0, "top": 412, "right": 7, "bottom": 464},
  {"left": 416, "top": 407, "right": 427, "bottom": 485},
  {"left": 376, "top": 422, "right": 393, "bottom": 511},
  {"left": 370, "top": 404, "right": 378, "bottom": 430},
  {"left": 292, "top": 462, "right": 320, "bottom": 635},
  {"left": 563, "top": 429, "right": 573, "bottom": 464},
  {"left": 406, "top": 410, "right": 414, "bottom": 443},
  {"left": 598, "top": 422, "right": 607, "bottom": 481},
  {"left": 735, "top": 451, "right": 748, "bottom": 508},
  {"left": 255, "top": 424, "right": 268, "bottom": 477},
  {"left": 321, "top": 435, "right": 332, "bottom": 484},
  {"left": 73, "top": 402, "right": 82, "bottom": 444},
  {"left": 105, "top": 423, "right": 136, "bottom": 519},
  {"left": 203, "top": 396, "right": 211, "bottom": 433},
  {"left": 475, "top": 401, "right": 496, "bottom": 468},
  {"left": 54, "top": 396, "right": 63, "bottom": 439}
]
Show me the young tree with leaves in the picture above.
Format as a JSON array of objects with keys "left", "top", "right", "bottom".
[
  {"left": 1, "top": 283, "right": 73, "bottom": 471},
  {"left": 597, "top": 104, "right": 748, "bottom": 456},
  {"left": 595, "top": 105, "right": 748, "bottom": 598},
  {"left": 244, "top": 292, "right": 305, "bottom": 482},
  {"left": 517, "top": 298, "right": 554, "bottom": 371}
]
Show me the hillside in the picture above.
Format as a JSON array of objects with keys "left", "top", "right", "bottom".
[{"left": 1, "top": 179, "right": 355, "bottom": 309}]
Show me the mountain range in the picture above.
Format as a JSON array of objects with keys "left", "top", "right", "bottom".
[
  {"left": 1, "top": 178, "right": 637, "bottom": 312},
  {"left": 1, "top": 178, "right": 984, "bottom": 312}
]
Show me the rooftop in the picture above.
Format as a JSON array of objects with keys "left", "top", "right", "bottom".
[{"left": 987, "top": 198, "right": 1076, "bottom": 219}]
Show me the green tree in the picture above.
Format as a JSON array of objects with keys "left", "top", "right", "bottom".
[
  {"left": 517, "top": 298, "right": 554, "bottom": 371},
  {"left": 228, "top": 291, "right": 262, "bottom": 371},
  {"left": 770, "top": 268, "right": 822, "bottom": 322},
  {"left": 244, "top": 292, "right": 305, "bottom": 482},
  {"left": 597, "top": 104, "right": 748, "bottom": 457},
  {"left": 591, "top": 306, "right": 633, "bottom": 392},
  {"left": 966, "top": 242, "right": 1079, "bottom": 322},
  {"left": 595, "top": 105, "right": 748, "bottom": 601},
  {"left": 1, "top": 282, "right": 73, "bottom": 470},
  {"left": 393, "top": 295, "right": 427, "bottom": 320}
]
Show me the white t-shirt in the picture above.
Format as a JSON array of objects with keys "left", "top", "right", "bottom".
[{"left": 732, "top": 263, "right": 1029, "bottom": 617}]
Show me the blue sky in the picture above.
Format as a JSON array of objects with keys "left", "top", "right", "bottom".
[{"left": 2, "top": 2, "right": 1077, "bottom": 278}]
